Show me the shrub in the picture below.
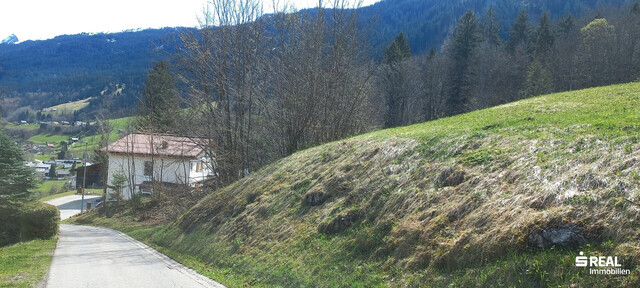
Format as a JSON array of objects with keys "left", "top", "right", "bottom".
[
  {"left": 49, "top": 184, "right": 59, "bottom": 195},
  {"left": 0, "top": 202, "right": 59, "bottom": 247},
  {"left": 19, "top": 202, "right": 60, "bottom": 241},
  {"left": 0, "top": 203, "right": 22, "bottom": 246}
]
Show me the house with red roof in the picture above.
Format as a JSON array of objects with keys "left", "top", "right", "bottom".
[{"left": 105, "top": 133, "right": 215, "bottom": 199}]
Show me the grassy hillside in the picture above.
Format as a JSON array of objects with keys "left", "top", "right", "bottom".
[
  {"left": 83, "top": 83, "right": 640, "bottom": 287},
  {"left": 24, "top": 115, "right": 132, "bottom": 154},
  {"left": 42, "top": 98, "right": 92, "bottom": 116}
]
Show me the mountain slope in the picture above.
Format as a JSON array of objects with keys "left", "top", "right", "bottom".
[
  {"left": 2, "top": 0, "right": 636, "bottom": 117},
  {"left": 0, "top": 28, "right": 186, "bottom": 114},
  {"left": 358, "top": 0, "right": 635, "bottom": 55},
  {"left": 148, "top": 82, "right": 640, "bottom": 287}
]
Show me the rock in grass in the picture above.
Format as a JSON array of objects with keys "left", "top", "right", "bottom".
[{"left": 528, "top": 224, "right": 586, "bottom": 249}]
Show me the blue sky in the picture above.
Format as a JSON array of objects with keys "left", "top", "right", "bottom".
[{"left": 1, "top": 0, "right": 380, "bottom": 42}]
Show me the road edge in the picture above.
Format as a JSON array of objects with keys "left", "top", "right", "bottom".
[{"left": 86, "top": 224, "right": 226, "bottom": 288}]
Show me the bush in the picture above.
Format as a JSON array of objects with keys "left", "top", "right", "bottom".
[
  {"left": 0, "top": 203, "right": 22, "bottom": 246},
  {"left": 19, "top": 202, "right": 60, "bottom": 241},
  {"left": 49, "top": 184, "right": 59, "bottom": 195},
  {"left": 0, "top": 202, "right": 59, "bottom": 247}
]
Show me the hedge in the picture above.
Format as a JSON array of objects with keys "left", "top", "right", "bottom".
[{"left": 0, "top": 201, "right": 59, "bottom": 247}]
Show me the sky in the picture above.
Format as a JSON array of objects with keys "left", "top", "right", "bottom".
[{"left": 0, "top": 0, "right": 380, "bottom": 42}]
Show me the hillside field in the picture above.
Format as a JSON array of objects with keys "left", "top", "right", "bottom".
[
  {"left": 42, "top": 98, "right": 92, "bottom": 116},
  {"left": 73, "top": 82, "right": 640, "bottom": 287}
]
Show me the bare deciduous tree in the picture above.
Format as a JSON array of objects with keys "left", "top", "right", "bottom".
[
  {"left": 178, "top": 0, "right": 374, "bottom": 186},
  {"left": 178, "top": 0, "right": 267, "bottom": 185},
  {"left": 266, "top": 0, "right": 374, "bottom": 155}
]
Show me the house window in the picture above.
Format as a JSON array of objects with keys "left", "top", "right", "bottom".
[{"left": 144, "top": 161, "right": 153, "bottom": 176}]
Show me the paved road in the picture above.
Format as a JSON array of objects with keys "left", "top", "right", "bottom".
[
  {"left": 45, "top": 225, "right": 224, "bottom": 288},
  {"left": 45, "top": 194, "right": 102, "bottom": 220},
  {"left": 44, "top": 196, "right": 225, "bottom": 287}
]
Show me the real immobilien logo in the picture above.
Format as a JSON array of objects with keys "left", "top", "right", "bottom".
[{"left": 575, "top": 251, "right": 631, "bottom": 275}]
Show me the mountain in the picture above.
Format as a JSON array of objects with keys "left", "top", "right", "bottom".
[
  {"left": 0, "top": 28, "right": 189, "bottom": 118},
  {"left": 358, "top": 0, "right": 636, "bottom": 55},
  {"left": 0, "top": 0, "right": 635, "bottom": 118},
  {"left": 1, "top": 34, "right": 18, "bottom": 45}
]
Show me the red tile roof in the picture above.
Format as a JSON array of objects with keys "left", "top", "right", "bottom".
[{"left": 106, "top": 133, "right": 208, "bottom": 158}]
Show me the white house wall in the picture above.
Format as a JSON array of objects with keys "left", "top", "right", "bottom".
[
  {"left": 188, "top": 152, "right": 214, "bottom": 184},
  {"left": 107, "top": 153, "right": 214, "bottom": 199}
]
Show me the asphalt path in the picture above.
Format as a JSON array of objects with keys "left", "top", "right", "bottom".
[
  {"left": 44, "top": 195, "right": 225, "bottom": 287},
  {"left": 45, "top": 194, "right": 102, "bottom": 220}
]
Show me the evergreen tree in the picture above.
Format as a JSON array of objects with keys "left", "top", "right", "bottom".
[
  {"left": 48, "top": 164, "right": 57, "bottom": 178},
  {"left": 108, "top": 171, "right": 127, "bottom": 203},
  {"left": 382, "top": 32, "right": 412, "bottom": 128},
  {"left": 57, "top": 141, "right": 68, "bottom": 160},
  {"left": 552, "top": 14, "right": 579, "bottom": 91},
  {"left": 504, "top": 10, "right": 533, "bottom": 99},
  {"left": 624, "top": 3, "right": 640, "bottom": 80},
  {"left": 138, "top": 61, "right": 180, "bottom": 133},
  {"left": 447, "top": 11, "right": 482, "bottom": 116},
  {"left": 507, "top": 10, "right": 533, "bottom": 53},
  {"left": 535, "top": 11, "right": 555, "bottom": 59},
  {"left": 482, "top": 5, "right": 502, "bottom": 46},
  {"left": 383, "top": 33, "right": 412, "bottom": 64},
  {"left": 524, "top": 59, "right": 553, "bottom": 97},
  {"left": 0, "top": 131, "right": 37, "bottom": 201},
  {"left": 557, "top": 14, "right": 576, "bottom": 37}
]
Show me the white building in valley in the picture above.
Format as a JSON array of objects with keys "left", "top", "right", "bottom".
[{"left": 105, "top": 133, "right": 215, "bottom": 199}]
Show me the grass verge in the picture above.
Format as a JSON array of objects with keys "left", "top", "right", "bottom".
[
  {"left": 67, "top": 213, "right": 271, "bottom": 287},
  {"left": 0, "top": 238, "right": 57, "bottom": 288}
]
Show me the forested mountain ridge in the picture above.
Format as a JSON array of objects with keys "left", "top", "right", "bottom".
[
  {"left": 0, "top": 0, "right": 635, "bottom": 119},
  {"left": 0, "top": 28, "right": 188, "bottom": 118},
  {"left": 358, "top": 0, "right": 636, "bottom": 55}
]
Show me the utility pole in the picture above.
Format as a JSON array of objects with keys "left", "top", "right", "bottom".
[{"left": 80, "top": 141, "right": 88, "bottom": 213}]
